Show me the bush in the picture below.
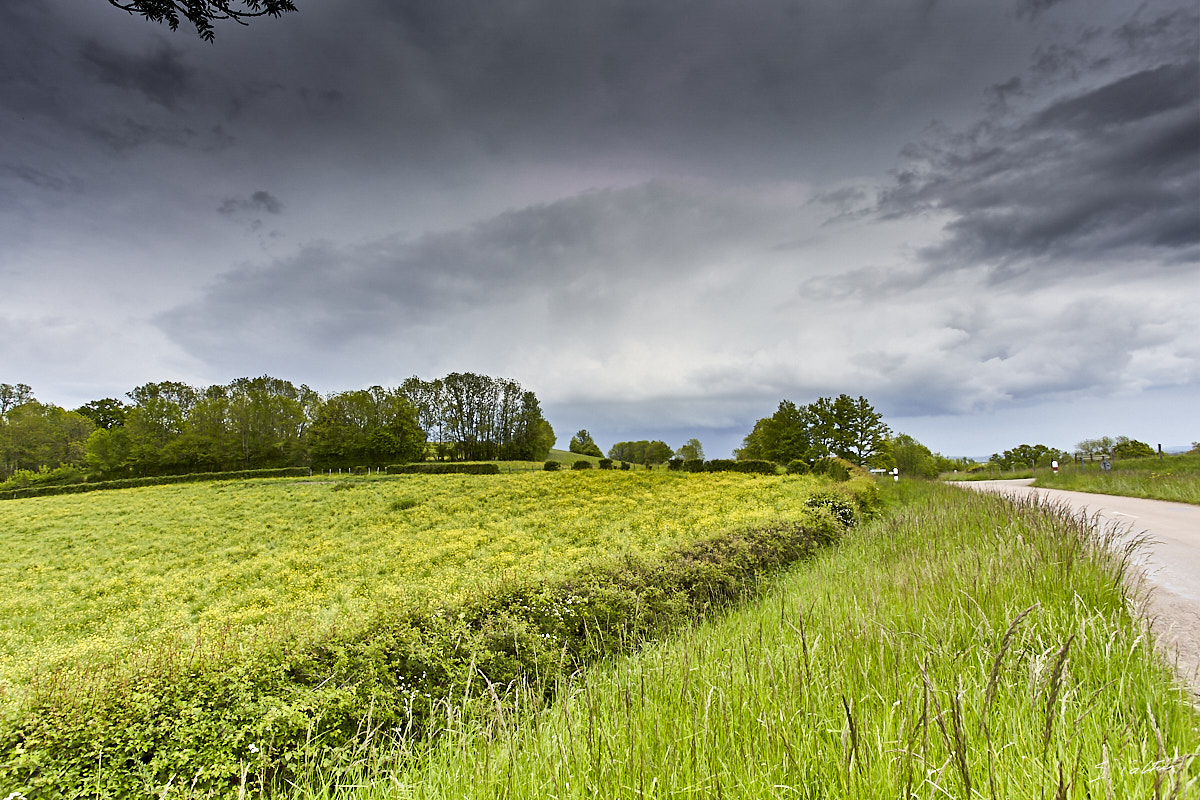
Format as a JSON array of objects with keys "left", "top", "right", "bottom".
[
  {"left": 620, "top": 461, "right": 631, "bottom": 470},
  {"left": 707, "top": 459, "right": 778, "bottom": 475},
  {"left": 543, "top": 460, "right": 561, "bottom": 472},
  {"left": 683, "top": 459, "right": 705, "bottom": 473},
  {"left": 387, "top": 463, "right": 501, "bottom": 475},
  {"left": 598, "top": 459, "right": 614, "bottom": 470},
  {"left": 787, "top": 460, "right": 811, "bottom": 475},
  {"left": 811, "top": 457, "right": 852, "bottom": 481},
  {"left": 0, "top": 465, "right": 86, "bottom": 491},
  {"left": 572, "top": 460, "right": 593, "bottom": 470},
  {"left": 667, "top": 458, "right": 684, "bottom": 471}
]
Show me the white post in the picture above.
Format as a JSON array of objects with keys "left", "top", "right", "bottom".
[{"left": 892, "top": 467, "right": 899, "bottom": 482}]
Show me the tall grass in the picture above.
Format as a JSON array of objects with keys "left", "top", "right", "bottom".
[
  {"left": 298, "top": 482, "right": 1198, "bottom": 799},
  {"left": 1033, "top": 452, "right": 1200, "bottom": 504}
]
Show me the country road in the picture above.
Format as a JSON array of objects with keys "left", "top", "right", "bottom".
[{"left": 955, "top": 479, "right": 1200, "bottom": 698}]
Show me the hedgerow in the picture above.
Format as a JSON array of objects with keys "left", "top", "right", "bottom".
[
  {"left": 0, "top": 479, "right": 877, "bottom": 797},
  {"left": 386, "top": 463, "right": 501, "bottom": 475},
  {"left": 0, "top": 467, "right": 311, "bottom": 501}
]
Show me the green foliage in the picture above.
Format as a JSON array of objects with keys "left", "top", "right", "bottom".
[
  {"left": 705, "top": 458, "right": 778, "bottom": 475},
  {"left": 572, "top": 459, "right": 593, "bottom": 470},
  {"left": 387, "top": 463, "right": 501, "bottom": 475},
  {"left": 0, "top": 400, "right": 95, "bottom": 480},
  {"left": 811, "top": 456, "right": 852, "bottom": 481},
  {"left": 737, "top": 394, "right": 889, "bottom": 466},
  {"left": 0, "top": 464, "right": 85, "bottom": 490},
  {"left": 598, "top": 458, "right": 614, "bottom": 470},
  {"left": 608, "top": 440, "right": 674, "bottom": 465},
  {"left": 676, "top": 438, "right": 705, "bottom": 462},
  {"left": 887, "top": 433, "right": 974, "bottom": 478},
  {"left": 1113, "top": 436, "right": 1155, "bottom": 459},
  {"left": 543, "top": 460, "right": 561, "bottom": 471},
  {"left": 683, "top": 458, "right": 705, "bottom": 473},
  {"left": 786, "top": 459, "right": 810, "bottom": 475},
  {"left": 568, "top": 429, "right": 604, "bottom": 458},
  {"left": 311, "top": 387, "right": 425, "bottom": 469},
  {"left": 989, "top": 442, "right": 1068, "bottom": 471},
  {"left": 73, "top": 397, "right": 129, "bottom": 430}
]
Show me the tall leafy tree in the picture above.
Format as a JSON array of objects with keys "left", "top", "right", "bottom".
[
  {"left": 0, "top": 401, "right": 95, "bottom": 478},
  {"left": 569, "top": 429, "right": 603, "bottom": 458},
  {"left": 0, "top": 383, "right": 35, "bottom": 415},
  {"left": 309, "top": 387, "right": 424, "bottom": 468},
  {"left": 737, "top": 394, "right": 889, "bottom": 466},
  {"left": 75, "top": 398, "right": 129, "bottom": 430}
]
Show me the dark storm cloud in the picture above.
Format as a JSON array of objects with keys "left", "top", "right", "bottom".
[
  {"left": 879, "top": 53, "right": 1199, "bottom": 278},
  {"left": 80, "top": 39, "right": 193, "bottom": 110}
]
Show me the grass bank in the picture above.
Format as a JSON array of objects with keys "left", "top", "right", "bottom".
[
  {"left": 316, "top": 481, "right": 1198, "bottom": 799},
  {"left": 1033, "top": 451, "right": 1200, "bottom": 505}
]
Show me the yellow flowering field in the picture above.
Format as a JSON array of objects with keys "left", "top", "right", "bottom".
[{"left": 0, "top": 470, "right": 823, "bottom": 707}]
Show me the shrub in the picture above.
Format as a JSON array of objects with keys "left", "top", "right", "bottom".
[
  {"left": 707, "top": 459, "right": 778, "bottom": 475},
  {"left": 811, "top": 457, "right": 852, "bottom": 481},
  {"left": 598, "top": 459, "right": 614, "bottom": 470},
  {"left": 667, "top": 458, "right": 684, "bottom": 471},
  {"left": 543, "top": 460, "right": 561, "bottom": 472},
  {"left": 572, "top": 460, "right": 593, "bottom": 470},
  {"left": 786, "top": 459, "right": 811, "bottom": 475},
  {"left": 620, "top": 461, "right": 631, "bottom": 471},
  {"left": 683, "top": 459, "right": 705, "bottom": 473}
]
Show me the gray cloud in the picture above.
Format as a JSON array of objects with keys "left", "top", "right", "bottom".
[
  {"left": 80, "top": 39, "right": 193, "bottom": 110},
  {"left": 163, "top": 180, "right": 794, "bottom": 362},
  {"left": 879, "top": 52, "right": 1199, "bottom": 279}
]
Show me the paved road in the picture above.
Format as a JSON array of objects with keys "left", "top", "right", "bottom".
[{"left": 955, "top": 479, "right": 1200, "bottom": 697}]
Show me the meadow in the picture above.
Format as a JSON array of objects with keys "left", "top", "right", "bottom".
[
  {"left": 0, "top": 469, "right": 865, "bottom": 796},
  {"left": 306, "top": 482, "right": 1199, "bottom": 799}
]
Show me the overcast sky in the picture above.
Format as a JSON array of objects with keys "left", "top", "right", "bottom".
[{"left": 1, "top": 0, "right": 1196, "bottom": 458}]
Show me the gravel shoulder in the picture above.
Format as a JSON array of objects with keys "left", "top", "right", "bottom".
[{"left": 955, "top": 479, "right": 1200, "bottom": 700}]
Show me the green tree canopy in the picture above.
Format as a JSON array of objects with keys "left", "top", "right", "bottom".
[
  {"left": 736, "top": 394, "right": 889, "bottom": 466},
  {"left": 676, "top": 438, "right": 705, "bottom": 462},
  {"left": 608, "top": 440, "right": 674, "bottom": 465},
  {"left": 569, "top": 429, "right": 603, "bottom": 458},
  {"left": 1113, "top": 437, "right": 1155, "bottom": 459}
]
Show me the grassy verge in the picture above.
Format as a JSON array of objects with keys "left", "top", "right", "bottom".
[
  {"left": 315, "top": 481, "right": 1199, "bottom": 799},
  {"left": 1033, "top": 452, "right": 1200, "bottom": 505}
]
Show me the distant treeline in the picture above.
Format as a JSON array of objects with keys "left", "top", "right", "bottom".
[{"left": 0, "top": 374, "right": 554, "bottom": 484}]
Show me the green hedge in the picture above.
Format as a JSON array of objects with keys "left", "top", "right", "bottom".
[
  {"left": 0, "top": 484, "right": 878, "bottom": 798},
  {"left": 705, "top": 459, "right": 779, "bottom": 474},
  {"left": 0, "top": 468, "right": 311, "bottom": 501},
  {"left": 386, "top": 463, "right": 501, "bottom": 475}
]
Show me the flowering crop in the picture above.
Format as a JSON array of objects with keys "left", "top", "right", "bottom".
[{"left": 0, "top": 471, "right": 826, "bottom": 707}]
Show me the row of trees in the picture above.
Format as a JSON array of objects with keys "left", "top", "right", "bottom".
[
  {"left": 0, "top": 374, "right": 554, "bottom": 482},
  {"left": 400, "top": 374, "right": 555, "bottom": 462},
  {"left": 735, "top": 395, "right": 890, "bottom": 467}
]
